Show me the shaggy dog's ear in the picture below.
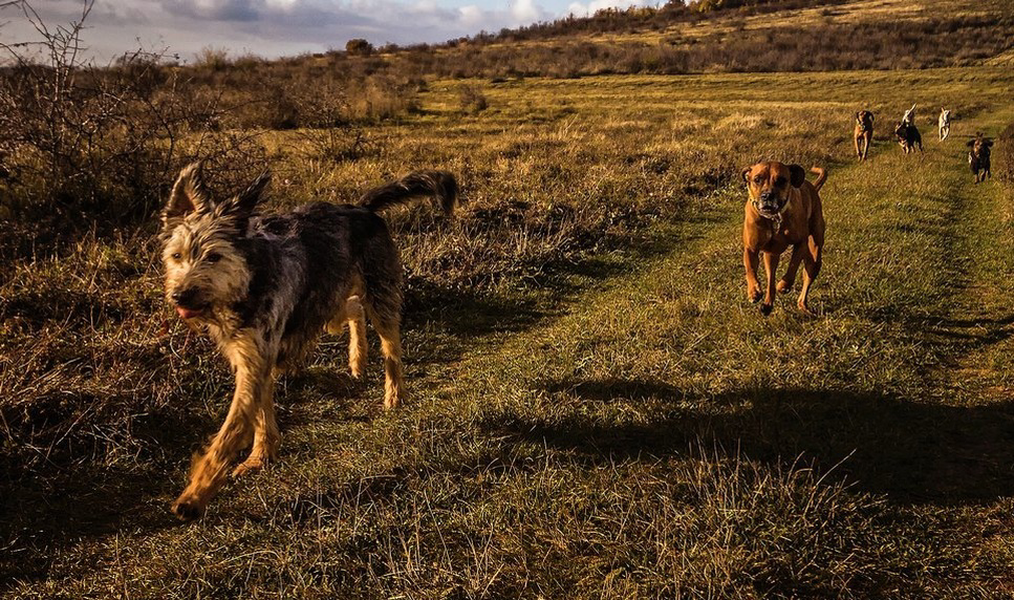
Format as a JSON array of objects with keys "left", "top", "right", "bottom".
[
  {"left": 235, "top": 170, "right": 271, "bottom": 215},
  {"left": 741, "top": 166, "right": 752, "bottom": 184},
  {"left": 217, "top": 170, "right": 271, "bottom": 229},
  {"left": 164, "top": 162, "right": 210, "bottom": 230},
  {"left": 788, "top": 164, "right": 806, "bottom": 188}
]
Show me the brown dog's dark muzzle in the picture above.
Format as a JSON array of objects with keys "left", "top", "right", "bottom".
[{"left": 757, "top": 191, "right": 784, "bottom": 216}]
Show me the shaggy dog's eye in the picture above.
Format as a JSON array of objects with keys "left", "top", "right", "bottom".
[
  {"left": 206, "top": 252, "right": 222, "bottom": 263},
  {"left": 754, "top": 176, "right": 764, "bottom": 184},
  {"left": 171, "top": 252, "right": 182, "bottom": 260}
]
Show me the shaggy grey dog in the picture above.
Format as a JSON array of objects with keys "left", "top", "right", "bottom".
[{"left": 160, "top": 163, "right": 459, "bottom": 519}]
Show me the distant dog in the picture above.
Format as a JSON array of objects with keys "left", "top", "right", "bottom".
[
  {"left": 161, "top": 164, "right": 459, "bottom": 519},
  {"left": 742, "top": 162, "right": 828, "bottom": 315},
  {"left": 853, "top": 110, "right": 874, "bottom": 161},
  {"left": 967, "top": 133, "right": 993, "bottom": 183},
  {"left": 938, "top": 108, "right": 951, "bottom": 141},
  {"left": 895, "top": 121, "right": 923, "bottom": 154},
  {"left": 901, "top": 103, "right": 916, "bottom": 126}
]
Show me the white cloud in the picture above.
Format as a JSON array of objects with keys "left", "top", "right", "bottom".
[
  {"left": 458, "top": 5, "right": 485, "bottom": 27},
  {"left": 566, "top": 0, "right": 650, "bottom": 18},
  {"left": 510, "top": 0, "right": 542, "bottom": 23}
]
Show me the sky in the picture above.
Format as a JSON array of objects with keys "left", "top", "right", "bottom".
[{"left": 0, "top": 0, "right": 655, "bottom": 63}]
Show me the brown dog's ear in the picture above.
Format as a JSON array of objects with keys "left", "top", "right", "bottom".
[
  {"left": 788, "top": 164, "right": 806, "bottom": 188},
  {"left": 741, "top": 167, "right": 752, "bottom": 184},
  {"left": 985, "top": 139, "right": 994, "bottom": 147},
  {"left": 966, "top": 139, "right": 977, "bottom": 148},
  {"left": 164, "top": 162, "right": 210, "bottom": 230}
]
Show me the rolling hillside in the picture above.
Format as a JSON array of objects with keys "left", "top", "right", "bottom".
[{"left": 2, "top": 0, "right": 1014, "bottom": 596}]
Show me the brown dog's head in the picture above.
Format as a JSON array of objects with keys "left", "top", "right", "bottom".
[
  {"left": 741, "top": 162, "right": 806, "bottom": 219},
  {"left": 856, "top": 110, "right": 874, "bottom": 131}
]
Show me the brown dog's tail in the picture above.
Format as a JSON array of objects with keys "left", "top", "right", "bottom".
[
  {"left": 360, "top": 171, "right": 460, "bottom": 215},
  {"left": 810, "top": 166, "right": 827, "bottom": 192}
]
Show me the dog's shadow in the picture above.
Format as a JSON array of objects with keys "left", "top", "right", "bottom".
[{"left": 483, "top": 378, "right": 1014, "bottom": 503}]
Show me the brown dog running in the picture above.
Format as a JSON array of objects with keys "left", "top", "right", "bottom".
[
  {"left": 742, "top": 162, "right": 828, "bottom": 316},
  {"left": 853, "top": 110, "right": 874, "bottom": 161}
]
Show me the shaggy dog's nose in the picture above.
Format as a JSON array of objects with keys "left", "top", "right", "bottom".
[{"left": 172, "top": 287, "right": 199, "bottom": 308}]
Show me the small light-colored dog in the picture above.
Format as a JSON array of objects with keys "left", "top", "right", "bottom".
[
  {"left": 901, "top": 103, "right": 916, "bottom": 126},
  {"left": 938, "top": 108, "right": 951, "bottom": 141},
  {"left": 741, "top": 161, "right": 828, "bottom": 316}
]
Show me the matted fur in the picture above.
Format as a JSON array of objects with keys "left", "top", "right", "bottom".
[{"left": 160, "top": 163, "right": 459, "bottom": 519}]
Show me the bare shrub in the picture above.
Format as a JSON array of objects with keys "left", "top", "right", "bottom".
[
  {"left": 0, "top": 1, "right": 264, "bottom": 239},
  {"left": 346, "top": 38, "right": 374, "bottom": 56},
  {"left": 995, "top": 123, "right": 1014, "bottom": 184},
  {"left": 193, "top": 46, "right": 231, "bottom": 71},
  {"left": 458, "top": 85, "right": 489, "bottom": 115}
]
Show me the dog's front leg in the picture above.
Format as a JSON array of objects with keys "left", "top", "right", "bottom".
[
  {"left": 778, "top": 244, "right": 807, "bottom": 294},
  {"left": 232, "top": 370, "right": 280, "bottom": 478},
  {"left": 172, "top": 349, "right": 272, "bottom": 520},
  {"left": 761, "top": 251, "right": 780, "bottom": 316},
  {"left": 744, "top": 248, "right": 762, "bottom": 304}
]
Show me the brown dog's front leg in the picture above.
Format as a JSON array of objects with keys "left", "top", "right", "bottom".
[
  {"left": 172, "top": 353, "right": 271, "bottom": 520},
  {"left": 744, "top": 248, "right": 762, "bottom": 304},
  {"left": 778, "top": 244, "right": 807, "bottom": 294},
  {"left": 761, "top": 251, "right": 780, "bottom": 316}
]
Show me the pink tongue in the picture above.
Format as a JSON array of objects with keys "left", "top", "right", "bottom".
[{"left": 176, "top": 307, "right": 201, "bottom": 319}]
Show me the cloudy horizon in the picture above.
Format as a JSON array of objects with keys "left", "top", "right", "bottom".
[{"left": 0, "top": 0, "right": 657, "bottom": 63}]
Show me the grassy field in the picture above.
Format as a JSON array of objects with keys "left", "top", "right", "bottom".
[{"left": 3, "top": 64, "right": 1014, "bottom": 597}]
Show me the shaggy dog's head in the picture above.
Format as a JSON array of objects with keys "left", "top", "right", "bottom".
[{"left": 160, "top": 163, "right": 270, "bottom": 321}]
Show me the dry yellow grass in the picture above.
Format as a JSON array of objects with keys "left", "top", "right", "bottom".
[{"left": 3, "top": 63, "right": 1014, "bottom": 596}]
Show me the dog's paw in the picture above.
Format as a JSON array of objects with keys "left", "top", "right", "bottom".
[
  {"left": 171, "top": 495, "right": 206, "bottom": 521},
  {"left": 232, "top": 457, "right": 267, "bottom": 479},
  {"left": 760, "top": 303, "right": 773, "bottom": 316},
  {"left": 748, "top": 288, "right": 762, "bottom": 303},
  {"left": 776, "top": 279, "right": 795, "bottom": 294},
  {"left": 797, "top": 302, "right": 816, "bottom": 317}
]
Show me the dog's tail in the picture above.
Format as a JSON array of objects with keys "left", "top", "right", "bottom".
[
  {"left": 810, "top": 166, "right": 827, "bottom": 192},
  {"left": 360, "top": 171, "right": 459, "bottom": 215}
]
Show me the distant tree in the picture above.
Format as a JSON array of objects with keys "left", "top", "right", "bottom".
[{"left": 346, "top": 39, "right": 374, "bottom": 56}]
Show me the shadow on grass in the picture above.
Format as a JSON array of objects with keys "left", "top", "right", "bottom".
[
  {"left": 484, "top": 378, "right": 1014, "bottom": 504},
  {"left": 0, "top": 366, "right": 371, "bottom": 587},
  {"left": 400, "top": 215, "right": 720, "bottom": 365}
]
